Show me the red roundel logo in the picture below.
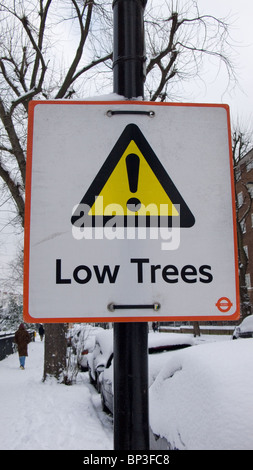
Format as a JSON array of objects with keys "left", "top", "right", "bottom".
[{"left": 216, "top": 297, "right": 233, "bottom": 313}]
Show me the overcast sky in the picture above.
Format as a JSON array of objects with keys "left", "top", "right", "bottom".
[{"left": 182, "top": 0, "right": 253, "bottom": 129}]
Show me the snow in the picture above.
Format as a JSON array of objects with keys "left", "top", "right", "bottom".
[
  {"left": 56, "top": 92, "right": 143, "bottom": 102},
  {"left": 148, "top": 332, "right": 194, "bottom": 349},
  {"left": 81, "top": 93, "right": 143, "bottom": 102},
  {"left": 87, "top": 328, "right": 114, "bottom": 380},
  {"left": 149, "top": 338, "right": 253, "bottom": 450},
  {"left": 0, "top": 337, "right": 113, "bottom": 450},
  {"left": 236, "top": 314, "right": 253, "bottom": 333},
  {"left": 99, "top": 332, "right": 195, "bottom": 388},
  {"left": 1, "top": 331, "right": 253, "bottom": 450},
  {"left": 94, "top": 329, "right": 113, "bottom": 357}
]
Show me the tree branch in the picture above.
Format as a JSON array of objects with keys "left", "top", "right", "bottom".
[
  {"left": 20, "top": 12, "right": 48, "bottom": 94},
  {"left": 0, "top": 58, "right": 21, "bottom": 98},
  {"left": 70, "top": 52, "right": 112, "bottom": 84},
  {"left": 146, "top": 12, "right": 180, "bottom": 75},
  {"left": 29, "top": 0, "right": 52, "bottom": 90},
  {"left": 0, "top": 163, "right": 24, "bottom": 226},
  {"left": 10, "top": 87, "right": 39, "bottom": 114},
  {"left": 0, "top": 100, "right": 26, "bottom": 186},
  {"left": 55, "top": 0, "right": 94, "bottom": 99}
]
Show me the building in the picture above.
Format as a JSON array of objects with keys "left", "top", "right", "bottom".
[{"left": 235, "top": 148, "right": 253, "bottom": 311}]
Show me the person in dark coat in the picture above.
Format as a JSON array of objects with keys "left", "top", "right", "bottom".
[
  {"left": 14, "top": 323, "right": 31, "bottom": 369},
  {"left": 38, "top": 324, "right": 44, "bottom": 341},
  {"left": 152, "top": 321, "right": 158, "bottom": 332}
]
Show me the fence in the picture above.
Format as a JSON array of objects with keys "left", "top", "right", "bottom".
[
  {"left": 159, "top": 325, "right": 235, "bottom": 336},
  {"left": 0, "top": 331, "right": 35, "bottom": 361}
]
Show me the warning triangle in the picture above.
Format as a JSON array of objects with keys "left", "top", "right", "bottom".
[{"left": 71, "top": 124, "right": 195, "bottom": 228}]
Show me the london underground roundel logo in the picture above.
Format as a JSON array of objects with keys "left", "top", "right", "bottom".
[{"left": 216, "top": 297, "right": 233, "bottom": 313}]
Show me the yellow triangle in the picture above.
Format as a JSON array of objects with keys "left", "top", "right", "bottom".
[{"left": 89, "top": 140, "right": 179, "bottom": 217}]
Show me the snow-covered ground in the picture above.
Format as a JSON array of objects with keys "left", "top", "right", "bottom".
[
  {"left": 1, "top": 331, "right": 252, "bottom": 451},
  {"left": 0, "top": 337, "right": 113, "bottom": 450}
]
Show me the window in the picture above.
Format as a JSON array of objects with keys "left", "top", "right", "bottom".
[
  {"left": 246, "top": 160, "right": 253, "bottom": 172},
  {"left": 235, "top": 168, "right": 241, "bottom": 181},
  {"left": 240, "top": 219, "right": 246, "bottom": 234},
  {"left": 243, "top": 245, "right": 248, "bottom": 258},
  {"left": 245, "top": 273, "right": 251, "bottom": 289},
  {"left": 248, "top": 185, "right": 253, "bottom": 198},
  {"left": 237, "top": 191, "right": 244, "bottom": 208}
]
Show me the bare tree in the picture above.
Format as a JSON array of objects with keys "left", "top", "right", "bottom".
[
  {"left": 145, "top": 0, "right": 235, "bottom": 101},
  {"left": 0, "top": 0, "right": 236, "bottom": 227},
  {"left": 0, "top": 0, "right": 237, "bottom": 379},
  {"left": 0, "top": 0, "right": 112, "bottom": 381},
  {"left": 0, "top": 0, "right": 113, "bottom": 227}
]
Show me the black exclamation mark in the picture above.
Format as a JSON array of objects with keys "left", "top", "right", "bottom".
[{"left": 126, "top": 153, "right": 141, "bottom": 212}]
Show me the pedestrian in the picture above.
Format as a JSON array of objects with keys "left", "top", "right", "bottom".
[
  {"left": 14, "top": 323, "right": 31, "bottom": 369},
  {"left": 38, "top": 324, "right": 45, "bottom": 341},
  {"left": 152, "top": 321, "right": 158, "bottom": 332}
]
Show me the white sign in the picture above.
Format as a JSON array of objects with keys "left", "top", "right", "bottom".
[{"left": 24, "top": 101, "right": 239, "bottom": 322}]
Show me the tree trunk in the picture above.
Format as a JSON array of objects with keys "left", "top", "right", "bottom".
[
  {"left": 43, "top": 323, "right": 67, "bottom": 382},
  {"left": 192, "top": 321, "right": 201, "bottom": 337}
]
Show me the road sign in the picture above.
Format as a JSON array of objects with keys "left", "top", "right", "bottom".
[{"left": 24, "top": 100, "right": 239, "bottom": 323}]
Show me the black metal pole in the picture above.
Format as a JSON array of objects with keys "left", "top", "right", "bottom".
[
  {"left": 112, "top": 0, "right": 149, "bottom": 450},
  {"left": 113, "top": 0, "right": 147, "bottom": 99}
]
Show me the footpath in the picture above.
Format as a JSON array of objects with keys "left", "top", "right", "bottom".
[{"left": 0, "top": 337, "right": 113, "bottom": 450}]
